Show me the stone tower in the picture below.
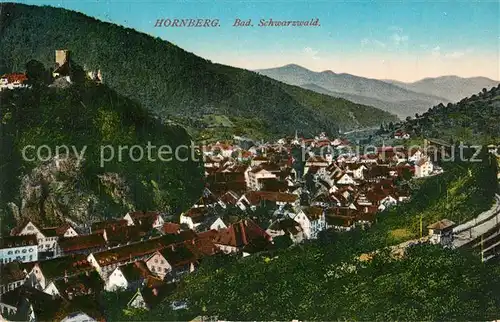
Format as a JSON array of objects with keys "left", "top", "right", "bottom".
[{"left": 55, "top": 50, "right": 70, "bottom": 67}]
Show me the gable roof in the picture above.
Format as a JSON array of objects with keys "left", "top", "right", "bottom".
[
  {"left": 51, "top": 271, "right": 104, "bottom": 300},
  {"left": 303, "top": 206, "right": 323, "bottom": 221},
  {"left": 0, "top": 261, "right": 27, "bottom": 285},
  {"left": 92, "top": 235, "right": 180, "bottom": 267},
  {"left": 37, "top": 255, "right": 94, "bottom": 281},
  {"left": 119, "top": 261, "right": 153, "bottom": 282},
  {"left": 242, "top": 191, "right": 298, "bottom": 205},
  {"left": 427, "top": 219, "right": 455, "bottom": 230},
  {"left": 0, "top": 235, "right": 37, "bottom": 249},
  {"left": 58, "top": 234, "right": 106, "bottom": 253},
  {"left": 212, "top": 219, "right": 272, "bottom": 249},
  {"left": 91, "top": 219, "right": 128, "bottom": 232},
  {"left": 40, "top": 223, "right": 76, "bottom": 238},
  {"left": 157, "top": 244, "right": 198, "bottom": 268}
]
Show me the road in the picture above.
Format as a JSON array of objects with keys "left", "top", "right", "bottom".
[{"left": 452, "top": 194, "right": 500, "bottom": 248}]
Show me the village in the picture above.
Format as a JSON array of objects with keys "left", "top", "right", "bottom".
[{"left": 0, "top": 124, "right": 451, "bottom": 321}]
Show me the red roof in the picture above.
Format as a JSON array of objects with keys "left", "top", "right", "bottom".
[
  {"left": 162, "top": 223, "right": 181, "bottom": 234},
  {"left": 1, "top": 73, "right": 28, "bottom": 83}
]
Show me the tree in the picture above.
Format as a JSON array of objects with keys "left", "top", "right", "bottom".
[{"left": 25, "top": 60, "right": 50, "bottom": 85}]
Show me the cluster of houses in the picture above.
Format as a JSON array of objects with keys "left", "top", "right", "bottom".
[
  {"left": 0, "top": 132, "right": 445, "bottom": 321},
  {"left": 0, "top": 73, "right": 29, "bottom": 91},
  {"left": 0, "top": 206, "right": 277, "bottom": 321}
]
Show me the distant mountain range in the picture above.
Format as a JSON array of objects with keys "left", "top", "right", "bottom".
[
  {"left": 256, "top": 64, "right": 499, "bottom": 119},
  {"left": 383, "top": 76, "right": 499, "bottom": 103}
]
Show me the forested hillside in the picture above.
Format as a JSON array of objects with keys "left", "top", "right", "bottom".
[
  {"left": 0, "top": 76, "right": 203, "bottom": 231},
  {"left": 402, "top": 84, "right": 500, "bottom": 144},
  {"left": 0, "top": 3, "right": 397, "bottom": 140}
]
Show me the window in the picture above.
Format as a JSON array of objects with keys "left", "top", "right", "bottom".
[
  {"left": 7, "top": 251, "right": 12, "bottom": 255},
  {"left": 22, "top": 249, "right": 27, "bottom": 253},
  {"left": 29, "top": 248, "right": 33, "bottom": 252},
  {"left": 15, "top": 250, "right": 20, "bottom": 254},
  {"left": 164, "top": 267, "right": 169, "bottom": 273}
]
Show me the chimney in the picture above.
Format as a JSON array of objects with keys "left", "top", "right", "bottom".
[
  {"left": 152, "top": 288, "right": 158, "bottom": 296},
  {"left": 64, "top": 270, "right": 68, "bottom": 283},
  {"left": 171, "top": 244, "right": 175, "bottom": 251}
]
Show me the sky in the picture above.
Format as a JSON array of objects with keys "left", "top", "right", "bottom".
[{"left": 7, "top": 0, "right": 500, "bottom": 82}]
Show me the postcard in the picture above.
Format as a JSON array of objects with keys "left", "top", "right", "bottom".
[{"left": 0, "top": 0, "right": 499, "bottom": 321}]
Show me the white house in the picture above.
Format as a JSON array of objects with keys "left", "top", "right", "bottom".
[
  {"left": 302, "top": 206, "right": 326, "bottom": 239},
  {"left": 414, "top": 157, "right": 434, "bottom": 178},
  {"left": 427, "top": 219, "right": 455, "bottom": 247},
  {"left": 246, "top": 167, "right": 277, "bottom": 191},
  {"left": 0, "top": 236, "right": 38, "bottom": 264},
  {"left": 335, "top": 173, "right": 356, "bottom": 185},
  {"left": 105, "top": 261, "right": 152, "bottom": 291},
  {"left": 346, "top": 164, "right": 367, "bottom": 180},
  {"left": 145, "top": 244, "right": 197, "bottom": 280},
  {"left": 291, "top": 209, "right": 312, "bottom": 239},
  {"left": 12, "top": 221, "right": 77, "bottom": 258}
]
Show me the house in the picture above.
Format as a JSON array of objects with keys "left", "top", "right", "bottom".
[
  {"left": 58, "top": 233, "right": 107, "bottom": 256},
  {"left": 237, "top": 191, "right": 300, "bottom": 211},
  {"left": 210, "top": 220, "right": 272, "bottom": 255},
  {"left": 266, "top": 218, "right": 304, "bottom": 244},
  {"left": 290, "top": 209, "right": 312, "bottom": 239},
  {"left": 0, "top": 285, "right": 62, "bottom": 321},
  {"left": 103, "top": 224, "right": 152, "bottom": 247},
  {"left": 302, "top": 206, "right": 326, "bottom": 239},
  {"left": 91, "top": 219, "right": 128, "bottom": 233},
  {"left": 304, "top": 156, "right": 329, "bottom": 174},
  {"left": 246, "top": 167, "right": 277, "bottom": 190},
  {"left": 218, "top": 190, "right": 240, "bottom": 207},
  {"left": 87, "top": 235, "right": 179, "bottom": 277},
  {"left": 414, "top": 157, "right": 434, "bottom": 177},
  {"left": 11, "top": 221, "right": 77, "bottom": 259},
  {"left": 145, "top": 244, "right": 198, "bottom": 281},
  {"left": 180, "top": 207, "right": 211, "bottom": 230},
  {"left": 123, "top": 211, "right": 165, "bottom": 229},
  {"left": 427, "top": 219, "right": 455, "bottom": 246},
  {"left": 250, "top": 155, "right": 269, "bottom": 167},
  {"left": 27, "top": 254, "right": 94, "bottom": 290},
  {"left": 394, "top": 130, "right": 410, "bottom": 139},
  {"left": 127, "top": 279, "right": 177, "bottom": 310},
  {"left": 345, "top": 164, "right": 367, "bottom": 180},
  {"left": 408, "top": 148, "right": 424, "bottom": 163},
  {"left": 43, "top": 271, "right": 104, "bottom": 300},
  {"left": 105, "top": 261, "right": 154, "bottom": 291},
  {"left": 0, "top": 73, "right": 29, "bottom": 91},
  {"left": 334, "top": 172, "right": 356, "bottom": 185},
  {"left": 0, "top": 261, "right": 27, "bottom": 295},
  {"left": 0, "top": 235, "right": 38, "bottom": 264},
  {"left": 197, "top": 216, "right": 227, "bottom": 232}
]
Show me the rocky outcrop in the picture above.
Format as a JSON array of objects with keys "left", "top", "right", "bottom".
[{"left": 14, "top": 154, "right": 133, "bottom": 226}]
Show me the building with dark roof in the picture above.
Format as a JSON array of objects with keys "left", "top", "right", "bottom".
[{"left": 0, "top": 235, "right": 38, "bottom": 264}]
